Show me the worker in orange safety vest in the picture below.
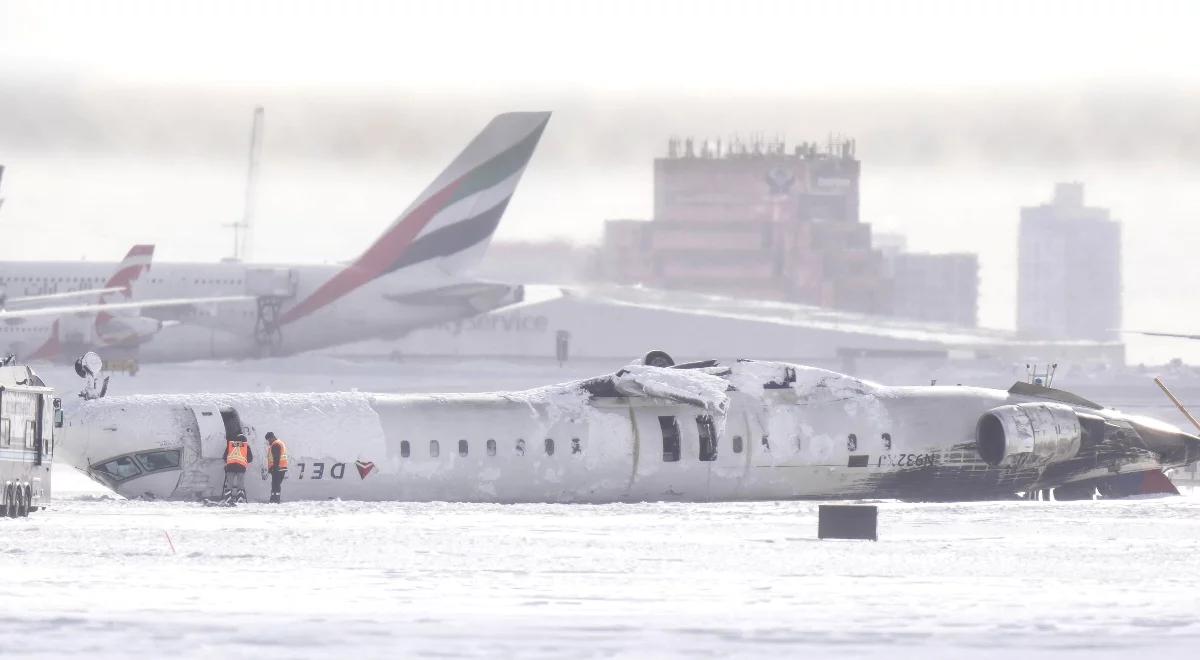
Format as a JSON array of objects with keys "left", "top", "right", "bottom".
[
  {"left": 221, "top": 433, "right": 253, "bottom": 504},
  {"left": 264, "top": 431, "right": 289, "bottom": 504}
]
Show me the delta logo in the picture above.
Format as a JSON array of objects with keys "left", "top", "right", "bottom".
[{"left": 355, "top": 460, "right": 376, "bottom": 479}]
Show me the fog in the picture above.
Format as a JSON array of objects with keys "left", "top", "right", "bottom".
[{"left": 2, "top": 0, "right": 1199, "bottom": 363}]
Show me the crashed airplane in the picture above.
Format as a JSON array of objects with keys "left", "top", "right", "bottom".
[{"left": 58, "top": 353, "right": 1200, "bottom": 503}]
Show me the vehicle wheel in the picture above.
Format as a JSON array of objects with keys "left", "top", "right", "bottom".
[
  {"left": 18, "top": 485, "right": 31, "bottom": 517},
  {"left": 2, "top": 484, "right": 14, "bottom": 519}
]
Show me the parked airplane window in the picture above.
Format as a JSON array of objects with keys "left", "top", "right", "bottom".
[
  {"left": 761, "top": 434, "right": 770, "bottom": 452},
  {"left": 732, "top": 435, "right": 744, "bottom": 454},
  {"left": 135, "top": 450, "right": 182, "bottom": 472},
  {"left": 697, "top": 415, "right": 717, "bottom": 461},
  {"left": 93, "top": 455, "right": 142, "bottom": 481},
  {"left": 882, "top": 433, "right": 892, "bottom": 450},
  {"left": 516, "top": 439, "right": 526, "bottom": 456},
  {"left": 430, "top": 440, "right": 440, "bottom": 458},
  {"left": 487, "top": 439, "right": 497, "bottom": 456},
  {"left": 659, "top": 416, "right": 681, "bottom": 462},
  {"left": 571, "top": 438, "right": 581, "bottom": 454},
  {"left": 545, "top": 438, "right": 555, "bottom": 456},
  {"left": 847, "top": 434, "right": 858, "bottom": 452},
  {"left": 400, "top": 440, "right": 411, "bottom": 458},
  {"left": 458, "top": 439, "right": 469, "bottom": 457}
]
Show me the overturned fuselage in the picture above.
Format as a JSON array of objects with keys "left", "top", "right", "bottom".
[{"left": 57, "top": 359, "right": 1200, "bottom": 503}]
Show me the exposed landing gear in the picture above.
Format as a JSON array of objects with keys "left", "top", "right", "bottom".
[
  {"left": 2, "top": 482, "right": 32, "bottom": 518},
  {"left": 254, "top": 296, "right": 285, "bottom": 356}
]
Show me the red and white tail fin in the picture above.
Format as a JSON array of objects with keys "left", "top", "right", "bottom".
[
  {"left": 97, "top": 244, "right": 154, "bottom": 327},
  {"left": 103, "top": 244, "right": 155, "bottom": 296},
  {"left": 280, "top": 112, "right": 551, "bottom": 324}
]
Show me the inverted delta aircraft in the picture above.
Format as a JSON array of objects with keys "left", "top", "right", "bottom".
[
  {"left": 0, "top": 112, "right": 550, "bottom": 362},
  {"left": 60, "top": 352, "right": 1200, "bottom": 503}
]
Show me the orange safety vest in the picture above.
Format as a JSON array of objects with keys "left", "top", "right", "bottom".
[
  {"left": 225, "top": 441, "right": 249, "bottom": 468},
  {"left": 267, "top": 438, "right": 289, "bottom": 471}
]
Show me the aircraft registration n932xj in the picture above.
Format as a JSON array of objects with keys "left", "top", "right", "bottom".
[
  {"left": 59, "top": 353, "right": 1200, "bottom": 503},
  {"left": 0, "top": 112, "right": 550, "bottom": 362}
]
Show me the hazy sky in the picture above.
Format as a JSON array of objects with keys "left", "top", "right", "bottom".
[{"left": 2, "top": 0, "right": 1200, "bottom": 362}]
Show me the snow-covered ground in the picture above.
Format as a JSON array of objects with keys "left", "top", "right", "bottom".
[
  {"left": 3, "top": 484, "right": 1200, "bottom": 658},
  {"left": 7, "top": 357, "right": 1200, "bottom": 658}
]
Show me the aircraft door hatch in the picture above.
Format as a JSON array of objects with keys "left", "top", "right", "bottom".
[{"left": 178, "top": 405, "right": 228, "bottom": 499}]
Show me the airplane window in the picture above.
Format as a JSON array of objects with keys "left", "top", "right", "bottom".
[
  {"left": 93, "top": 455, "right": 142, "bottom": 481},
  {"left": 516, "top": 439, "right": 526, "bottom": 456},
  {"left": 571, "top": 438, "right": 581, "bottom": 454},
  {"left": 545, "top": 438, "right": 555, "bottom": 456},
  {"left": 659, "top": 416, "right": 680, "bottom": 462},
  {"left": 429, "top": 440, "right": 440, "bottom": 458},
  {"left": 400, "top": 440, "right": 411, "bottom": 458},
  {"left": 761, "top": 434, "right": 770, "bottom": 452},
  {"left": 732, "top": 435, "right": 744, "bottom": 454},
  {"left": 135, "top": 450, "right": 181, "bottom": 472},
  {"left": 697, "top": 415, "right": 717, "bottom": 461},
  {"left": 458, "top": 439, "right": 469, "bottom": 457},
  {"left": 486, "top": 439, "right": 497, "bottom": 456},
  {"left": 847, "top": 434, "right": 858, "bottom": 452},
  {"left": 882, "top": 433, "right": 892, "bottom": 450}
]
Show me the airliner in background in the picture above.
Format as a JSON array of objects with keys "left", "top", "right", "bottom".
[{"left": 0, "top": 111, "right": 550, "bottom": 363}]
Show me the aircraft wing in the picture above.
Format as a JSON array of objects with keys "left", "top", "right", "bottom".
[
  {"left": 1132, "top": 330, "right": 1200, "bottom": 340},
  {"left": 5, "top": 287, "right": 130, "bottom": 307},
  {"left": 0, "top": 295, "right": 255, "bottom": 321}
]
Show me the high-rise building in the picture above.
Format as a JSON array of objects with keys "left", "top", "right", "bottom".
[
  {"left": 1017, "top": 183, "right": 1121, "bottom": 340},
  {"left": 600, "top": 137, "right": 889, "bottom": 313}
]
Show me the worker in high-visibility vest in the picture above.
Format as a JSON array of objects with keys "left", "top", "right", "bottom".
[
  {"left": 222, "top": 433, "right": 253, "bottom": 503},
  {"left": 264, "top": 431, "right": 289, "bottom": 504}
]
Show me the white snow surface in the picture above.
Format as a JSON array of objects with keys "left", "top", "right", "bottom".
[
  {"left": 3, "top": 491, "right": 1200, "bottom": 659},
  {"left": 15, "top": 357, "right": 1200, "bottom": 658}
]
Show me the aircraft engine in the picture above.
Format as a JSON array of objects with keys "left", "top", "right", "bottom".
[
  {"left": 976, "top": 402, "right": 1082, "bottom": 467},
  {"left": 95, "top": 315, "right": 163, "bottom": 345}
]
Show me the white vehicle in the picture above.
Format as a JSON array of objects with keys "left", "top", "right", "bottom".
[
  {"left": 0, "top": 112, "right": 550, "bottom": 362},
  {"left": 0, "top": 361, "right": 58, "bottom": 517},
  {"left": 59, "top": 352, "right": 1200, "bottom": 503}
]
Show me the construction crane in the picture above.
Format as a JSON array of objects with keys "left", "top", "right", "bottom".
[{"left": 225, "top": 107, "right": 264, "bottom": 262}]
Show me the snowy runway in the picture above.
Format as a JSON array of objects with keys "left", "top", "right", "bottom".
[{"left": 3, "top": 491, "right": 1200, "bottom": 658}]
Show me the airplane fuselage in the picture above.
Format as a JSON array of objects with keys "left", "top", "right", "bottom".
[
  {"left": 0, "top": 260, "right": 517, "bottom": 362},
  {"left": 58, "top": 360, "right": 1200, "bottom": 503}
]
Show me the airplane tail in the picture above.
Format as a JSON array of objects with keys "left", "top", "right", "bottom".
[
  {"left": 97, "top": 244, "right": 155, "bottom": 327},
  {"left": 280, "top": 112, "right": 551, "bottom": 324}
]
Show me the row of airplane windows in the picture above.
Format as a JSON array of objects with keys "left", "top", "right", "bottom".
[
  {"left": 394, "top": 415, "right": 747, "bottom": 462},
  {"left": 0, "top": 326, "right": 50, "bottom": 333},
  {"left": 1, "top": 277, "right": 104, "bottom": 284}
]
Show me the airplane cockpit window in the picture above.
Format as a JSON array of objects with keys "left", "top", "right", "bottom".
[
  {"left": 660, "top": 416, "right": 681, "bottom": 462},
  {"left": 732, "top": 435, "right": 744, "bottom": 454},
  {"left": 697, "top": 416, "right": 717, "bottom": 461},
  {"left": 761, "top": 434, "right": 770, "bottom": 452},
  {"left": 486, "top": 439, "right": 497, "bottom": 456},
  {"left": 516, "top": 439, "right": 526, "bottom": 456},
  {"left": 400, "top": 441, "right": 411, "bottom": 458},
  {"left": 93, "top": 455, "right": 142, "bottom": 482},
  {"left": 882, "top": 433, "right": 892, "bottom": 450},
  {"left": 135, "top": 450, "right": 181, "bottom": 473},
  {"left": 458, "top": 439, "right": 469, "bottom": 457},
  {"left": 545, "top": 438, "right": 555, "bottom": 456},
  {"left": 430, "top": 440, "right": 440, "bottom": 458},
  {"left": 571, "top": 438, "right": 581, "bottom": 454},
  {"left": 847, "top": 434, "right": 858, "bottom": 452}
]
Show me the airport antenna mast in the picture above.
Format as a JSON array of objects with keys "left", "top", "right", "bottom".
[{"left": 226, "top": 107, "right": 264, "bottom": 262}]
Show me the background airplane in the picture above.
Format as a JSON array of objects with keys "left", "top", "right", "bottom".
[{"left": 0, "top": 111, "right": 550, "bottom": 363}]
